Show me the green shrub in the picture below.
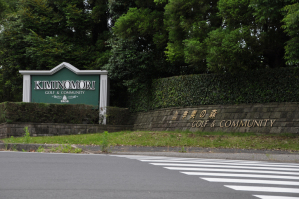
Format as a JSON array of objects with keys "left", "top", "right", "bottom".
[
  {"left": 0, "top": 102, "right": 99, "bottom": 124},
  {"left": 101, "top": 131, "right": 110, "bottom": 152},
  {"left": 129, "top": 67, "right": 299, "bottom": 112},
  {"left": 23, "top": 126, "right": 30, "bottom": 143}
]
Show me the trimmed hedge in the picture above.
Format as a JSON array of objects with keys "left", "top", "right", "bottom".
[
  {"left": 129, "top": 67, "right": 299, "bottom": 112},
  {"left": 0, "top": 102, "right": 99, "bottom": 124}
]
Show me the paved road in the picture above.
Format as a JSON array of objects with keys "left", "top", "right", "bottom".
[
  {"left": 115, "top": 155, "right": 299, "bottom": 199},
  {"left": 0, "top": 152, "right": 298, "bottom": 199}
]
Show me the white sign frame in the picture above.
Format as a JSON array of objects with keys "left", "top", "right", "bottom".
[{"left": 19, "top": 62, "right": 109, "bottom": 124}]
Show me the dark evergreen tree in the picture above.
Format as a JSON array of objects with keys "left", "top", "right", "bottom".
[{"left": 0, "top": 0, "right": 110, "bottom": 101}]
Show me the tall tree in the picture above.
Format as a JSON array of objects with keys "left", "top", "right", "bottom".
[
  {"left": 205, "top": 0, "right": 263, "bottom": 72},
  {"left": 282, "top": 0, "right": 299, "bottom": 66},
  {"left": 249, "top": 0, "right": 290, "bottom": 68},
  {"left": 0, "top": 0, "right": 7, "bottom": 16},
  {"left": 163, "top": 0, "right": 292, "bottom": 72},
  {"left": 105, "top": 0, "right": 174, "bottom": 93},
  {"left": 0, "top": 0, "right": 110, "bottom": 102},
  {"left": 207, "top": 0, "right": 291, "bottom": 72},
  {"left": 0, "top": 0, "right": 18, "bottom": 17},
  {"left": 164, "top": 0, "right": 221, "bottom": 72}
]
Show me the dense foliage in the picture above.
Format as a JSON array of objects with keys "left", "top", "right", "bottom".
[
  {"left": 0, "top": 102, "right": 98, "bottom": 123},
  {"left": 0, "top": 0, "right": 110, "bottom": 101},
  {"left": 0, "top": 0, "right": 299, "bottom": 106},
  {"left": 129, "top": 67, "right": 299, "bottom": 112}
]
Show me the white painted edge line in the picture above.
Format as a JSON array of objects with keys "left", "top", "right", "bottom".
[
  {"left": 181, "top": 172, "right": 299, "bottom": 180},
  {"left": 110, "top": 155, "right": 274, "bottom": 163},
  {"left": 110, "top": 155, "right": 237, "bottom": 161},
  {"left": 254, "top": 195, "right": 299, "bottom": 199},
  {"left": 151, "top": 163, "right": 299, "bottom": 171},
  {"left": 202, "top": 178, "right": 299, "bottom": 186},
  {"left": 164, "top": 167, "right": 299, "bottom": 176},
  {"left": 142, "top": 159, "right": 299, "bottom": 168},
  {"left": 225, "top": 185, "right": 299, "bottom": 193},
  {"left": 102, "top": 155, "right": 299, "bottom": 166}
]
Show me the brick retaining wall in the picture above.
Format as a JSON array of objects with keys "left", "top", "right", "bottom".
[{"left": 131, "top": 102, "right": 299, "bottom": 134}]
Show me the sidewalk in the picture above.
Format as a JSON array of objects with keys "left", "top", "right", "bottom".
[{"left": 1, "top": 143, "right": 299, "bottom": 163}]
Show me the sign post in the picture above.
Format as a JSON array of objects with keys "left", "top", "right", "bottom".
[{"left": 19, "top": 62, "right": 109, "bottom": 124}]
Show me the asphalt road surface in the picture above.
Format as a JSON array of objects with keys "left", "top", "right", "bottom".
[{"left": 0, "top": 152, "right": 298, "bottom": 199}]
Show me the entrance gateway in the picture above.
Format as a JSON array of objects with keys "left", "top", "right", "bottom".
[{"left": 19, "top": 62, "right": 109, "bottom": 124}]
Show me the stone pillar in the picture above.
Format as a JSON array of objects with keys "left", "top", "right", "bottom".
[
  {"left": 99, "top": 75, "right": 108, "bottom": 124},
  {"left": 22, "top": 75, "right": 31, "bottom": 102}
]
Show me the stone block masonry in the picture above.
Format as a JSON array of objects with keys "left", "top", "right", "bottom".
[
  {"left": 131, "top": 102, "right": 299, "bottom": 134},
  {"left": 1, "top": 102, "right": 299, "bottom": 138}
]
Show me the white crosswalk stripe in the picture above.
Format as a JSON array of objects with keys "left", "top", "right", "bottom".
[
  {"left": 165, "top": 166, "right": 299, "bottom": 176},
  {"left": 225, "top": 186, "right": 299, "bottom": 193},
  {"left": 254, "top": 195, "right": 299, "bottom": 199},
  {"left": 112, "top": 155, "right": 299, "bottom": 198},
  {"left": 202, "top": 178, "right": 299, "bottom": 186}
]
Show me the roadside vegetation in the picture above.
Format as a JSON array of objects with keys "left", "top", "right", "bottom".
[{"left": 2, "top": 131, "right": 299, "bottom": 152}]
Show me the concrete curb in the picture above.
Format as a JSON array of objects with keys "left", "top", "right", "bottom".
[
  {"left": 0, "top": 143, "right": 71, "bottom": 151},
  {"left": 112, "top": 152, "right": 299, "bottom": 163},
  {"left": 1, "top": 143, "right": 299, "bottom": 163}
]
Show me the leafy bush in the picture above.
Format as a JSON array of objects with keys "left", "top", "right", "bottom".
[
  {"left": 101, "top": 131, "right": 110, "bottom": 152},
  {"left": 23, "top": 126, "right": 30, "bottom": 143},
  {"left": 0, "top": 102, "right": 99, "bottom": 124},
  {"left": 129, "top": 67, "right": 299, "bottom": 112}
]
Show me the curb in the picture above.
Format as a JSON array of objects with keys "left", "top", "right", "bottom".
[
  {"left": 1, "top": 143, "right": 299, "bottom": 163},
  {"left": 0, "top": 143, "right": 71, "bottom": 152}
]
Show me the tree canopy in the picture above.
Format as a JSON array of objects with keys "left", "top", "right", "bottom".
[
  {"left": 282, "top": 0, "right": 299, "bottom": 65},
  {"left": 0, "top": 0, "right": 110, "bottom": 101},
  {"left": 0, "top": 0, "right": 299, "bottom": 104}
]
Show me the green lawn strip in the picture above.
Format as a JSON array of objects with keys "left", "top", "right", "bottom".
[{"left": 2, "top": 131, "right": 299, "bottom": 151}]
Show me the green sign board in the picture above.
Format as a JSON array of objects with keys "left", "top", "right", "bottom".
[
  {"left": 20, "top": 62, "right": 109, "bottom": 123},
  {"left": 31, "top": 68, "right": 99, "bottom": 106}
]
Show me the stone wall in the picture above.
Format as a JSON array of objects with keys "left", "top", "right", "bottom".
[
  {"left": 131, "top": 102, "right": 299, "bottom": 134},
  {"left": 0, "top": 124, "right": 7, "bottom": 138},
  {"left": 1, "top": 102, "right": 298, "bottom": 138},
  {"left": 0, "top": 123, "right": 133, "bottom": 139}
]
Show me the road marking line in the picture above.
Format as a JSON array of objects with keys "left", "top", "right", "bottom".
[
  {"left": 142, "top": 160, "right": 299, "bottom": 168},
  {"left": 111, "top": 155, "right": 173, "bottom": 159},
  {"left": 112, "top": 155, "right": 252, "bottom": 162},
  {"left": 151, "top": 163, "right": 299, "bottom": 171},
  {"left": 164, "top": 167, "right": 299, "bottom": 176},
  {"left": 116, "top": 156, "right": 299, "bottom": 199},
  {"left": 202, "top": 178, "right": 299, "bottom": 186},
  {"left": 181, "top": 172, "right": 299, "bottom": 180},
  {"left": 114, "top": 155, "right": 299, "bottom": 167},
  {"left": 225, "top": 185, "right": 299, "bottom": 193},
  {"left": 254, "top": 195, "right": 299, "bottom": 199},
  {"left": 116, "top": 155, "right": 299, "bottom": 198}
]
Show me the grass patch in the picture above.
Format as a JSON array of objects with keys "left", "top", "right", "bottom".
[
  {"left": 49, "top": 145, "right": 82, "bottom": 153},
  {"left": 37, "top": 146, "right": 45, "bottom": 153},
  {"left": 1, "top": 131, "right": 299, "bottom": 151}
]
